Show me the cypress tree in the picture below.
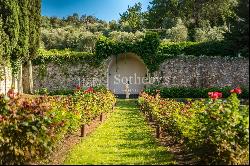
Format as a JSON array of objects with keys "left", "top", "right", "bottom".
[
  {"left": 14, "top": 0, "right": 29, "bottom": 61},
  {"left": 28, "top": 0, "right": 41, "bottom": 58},
  {"left": 26, "top": 0, "right": 41, "bottom": 93},
  {"left": 0, "top": 18, "right": 10, "bottom": 85},
  {"left": 0, "top": 0, "right": 19, "bottom": 53},
  {"left": 13, "top": 0, "right": 30, "bottom": 93},
  {"left": 0, "top": 0, "right": 41, "bottom": 93},
  {"left": 0, "top": 18, "right": 10, "bottom": 65},
  {"left": 0, "top": 0, "right": 20, "bottom": 89}
]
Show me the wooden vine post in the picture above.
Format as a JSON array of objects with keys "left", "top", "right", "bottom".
[
  {"left": 156, "top": 125, "right": 162, "bottom": 138},
  {"left": 100, "top": 113, "right": 103, "bottom": 122},
  {"left": 149, "top": 113, "right": 153, "bottom": 122},
  {"left": 80, "top": 124, "right": 87, "bottom": 137}
]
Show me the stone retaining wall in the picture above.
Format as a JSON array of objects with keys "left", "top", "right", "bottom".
[
  {"left": 2, "top": 55, "right": 247, "bottom": 93},
  {"left": 153, "top": 56, "right": 249, "bottom": 88},
  {"left": 30, "top": 59, "right": 110, "bottom": 91}
]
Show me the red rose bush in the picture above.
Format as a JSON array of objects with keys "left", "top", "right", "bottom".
[
  {"left": 0, "top": 86, "right": 116, "bottom": 165},
  {"left": 138, "top": 87, "right": 249, "bottom": 165}
]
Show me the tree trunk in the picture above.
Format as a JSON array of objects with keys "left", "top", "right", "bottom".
[
  {"left": 28, "top": 60, "right": 33, "bottom": 94},
  {"left": 17, "top": 64, "right": 23, "bottom": 93},
  {"left": 4, "top": 66, "right": 7, "bottom": 95},
  {"left": 11, "top": 73, "right": 16, "bottom": 90}
]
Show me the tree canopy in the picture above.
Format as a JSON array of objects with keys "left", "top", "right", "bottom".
[
  {"left": 119, "top": 3, "right": 144, "bottom": 32},
  {"left": 28, "top": 0, "right": 41, "bottom": 60},
  {"left": 224, "top": 0, "right": 249, "bottom": 56},
  {"left": 0, "top": 0, "right": 20, "bottom": 56}
]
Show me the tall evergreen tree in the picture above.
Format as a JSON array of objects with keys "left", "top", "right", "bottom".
[
  {"left": 26, "top": 0, "right": 41, "bottom": 93},
  {"left": 0, "top": 18, "right": 10, "bottom": 84},
  {"left": 0, "top": 18, "right": 10, "bottom": 65},
  {"left": 145, "top": 0, "right": 179, "bottom": 29},
  {"left": 0, "top": 0, "right": 20, "bottom": 88},
  {"left": 13, "top": 0, "right": 30, "bottom": 92},
  {"left": 28, "top": 0, "right": 41, "bottom": 60},
  {"left": 14, "top": 0, "right": 29, "bottom": 62},
  {"left": 0, "top": 0, "right": 20, "bottom": 53},
  {"left": 119, "top": 3, "right": 144, "bottom": 32}
]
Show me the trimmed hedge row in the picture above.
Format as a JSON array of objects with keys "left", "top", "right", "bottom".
[
  {"left": 33, "top": 49, "right": 96, "bottom": 66},
  {"left": 0, "top": 87, "right": 116, "bottom": 164},
  {"left": 144, "top": 86, "right": 249, "bottom": 99},
  {"left": 34, "top": 32, "right": 249, "bottom": 73},
  {"left": 158, "top": 41, "right": 244, "bottom": 58},
  {"left": 34, "top": 88, "right": 75, "bottom": 96},
  {"left": 33, "top": 86, "right": 113, "bottom": 96},
  {"left": 138, "top": 92, "right": 249, "bottom": 164}
]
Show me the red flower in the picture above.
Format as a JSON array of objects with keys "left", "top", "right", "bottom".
[
  {"left": 84, "top": 87, "right": 95, "bottom": 94},
  {"left": 230, "top": 87, "right": 242, "bottom": 94},
  {"left": 7, "top": 89, "right": 16, "bottom": 99},
  {"left": 208, "top": 92, "right": 222, "bottom": 100},
  {"left": 0, "top": 115, "right": 3, "bottom": 122},
  {"left": 74, "top": 85, "right": 81, "bottom": 93}
]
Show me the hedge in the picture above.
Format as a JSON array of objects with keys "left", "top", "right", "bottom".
[
  {"left": 33, "top": 49, "right": 96, "bottom": 66},
  {"left": 158, "top": 41, "right": 242, "bottom": 58},
  {"left": 144, "top": 86, "right": 249, "bottom": 99},
  {"left": 34, "top": 32, "right": 249, "bottom": 73}
]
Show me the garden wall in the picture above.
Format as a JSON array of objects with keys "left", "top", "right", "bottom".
[
  {"left": 25, "top": 55, "right": 249, "bottom": 92},
  {"left": 153, "top": 56, "right": 249, "bottom": 88},
  {"left": 27, "top": 59, "right": 110, "bottom": 91}
]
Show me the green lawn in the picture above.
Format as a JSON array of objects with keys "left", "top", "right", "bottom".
[{"left": 63, "top": 99, "right": 174, "bottom": 165}]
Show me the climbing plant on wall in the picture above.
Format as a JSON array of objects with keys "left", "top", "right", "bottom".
[
  {"left": 34, "top": 49, "right": 95, "bottom": 65},
  {"left": 33, "top": 49, "right": 96, "bottom": 79},
  {"left": 95, "top": 31, "right": 248, "bottom": 72},
  {"left": 35, "top": 32, "right": 249, "bottom": 74},
  {"left": 96, "top": 31, "right": 161, "bottom": 72}
]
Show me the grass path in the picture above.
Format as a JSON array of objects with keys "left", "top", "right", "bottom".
[{"left": 63, "top": 99, "right": 174, "bottom": 165}]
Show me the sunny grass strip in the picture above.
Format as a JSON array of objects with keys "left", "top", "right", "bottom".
[{"left": 63, "top": 99, "right": 174, "bottom": 165}]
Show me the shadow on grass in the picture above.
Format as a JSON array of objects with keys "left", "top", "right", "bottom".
[
  {"left": 64, "top": 99, "right": 175, "bottom": 165},
  {"left": 112, "top": 99, "right": 174, "bottom": 165}
]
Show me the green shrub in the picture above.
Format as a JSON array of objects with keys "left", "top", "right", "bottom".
[
  {"left": 138, "top": 91, "right": 249, "bottom": 164},
  {"left": 34, "top": 88, "right": 49, "bottom": 95},
  {"left": 33, "top": 49, "right": 96, "bottom": 66},
  {"left": 0, "top": 88, "right": 116, "bottom": 164},
  {"left": 35, "top": 32, "right": 248, "bottom": 75},
  {"left": 34, "top": 85, "right": 110, "bottom": 96},
  {"left": 193, "top": 25, "right": 226, "bottom": 42},
  {"left": 41, "top": 27, "right": 99, "bottom": 52},
  {"left": 0, "top": 95, "right": 65, "bottom": 164},
  {"left": 144, "top": 86, "right": 249, "bottom": 99},
  {"left": 165, "top": 18, "right": 188, "bottom": 42},
  {"left": 159, "top": 40, "right": 238, "bottom": 57},
  {"left": 159, "top": 41, "right": 197, "bottom": 56}
]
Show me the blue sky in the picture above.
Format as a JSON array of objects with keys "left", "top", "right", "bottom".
[{"left": 42, "top": 0, "right": 151, "bottom": 22}]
